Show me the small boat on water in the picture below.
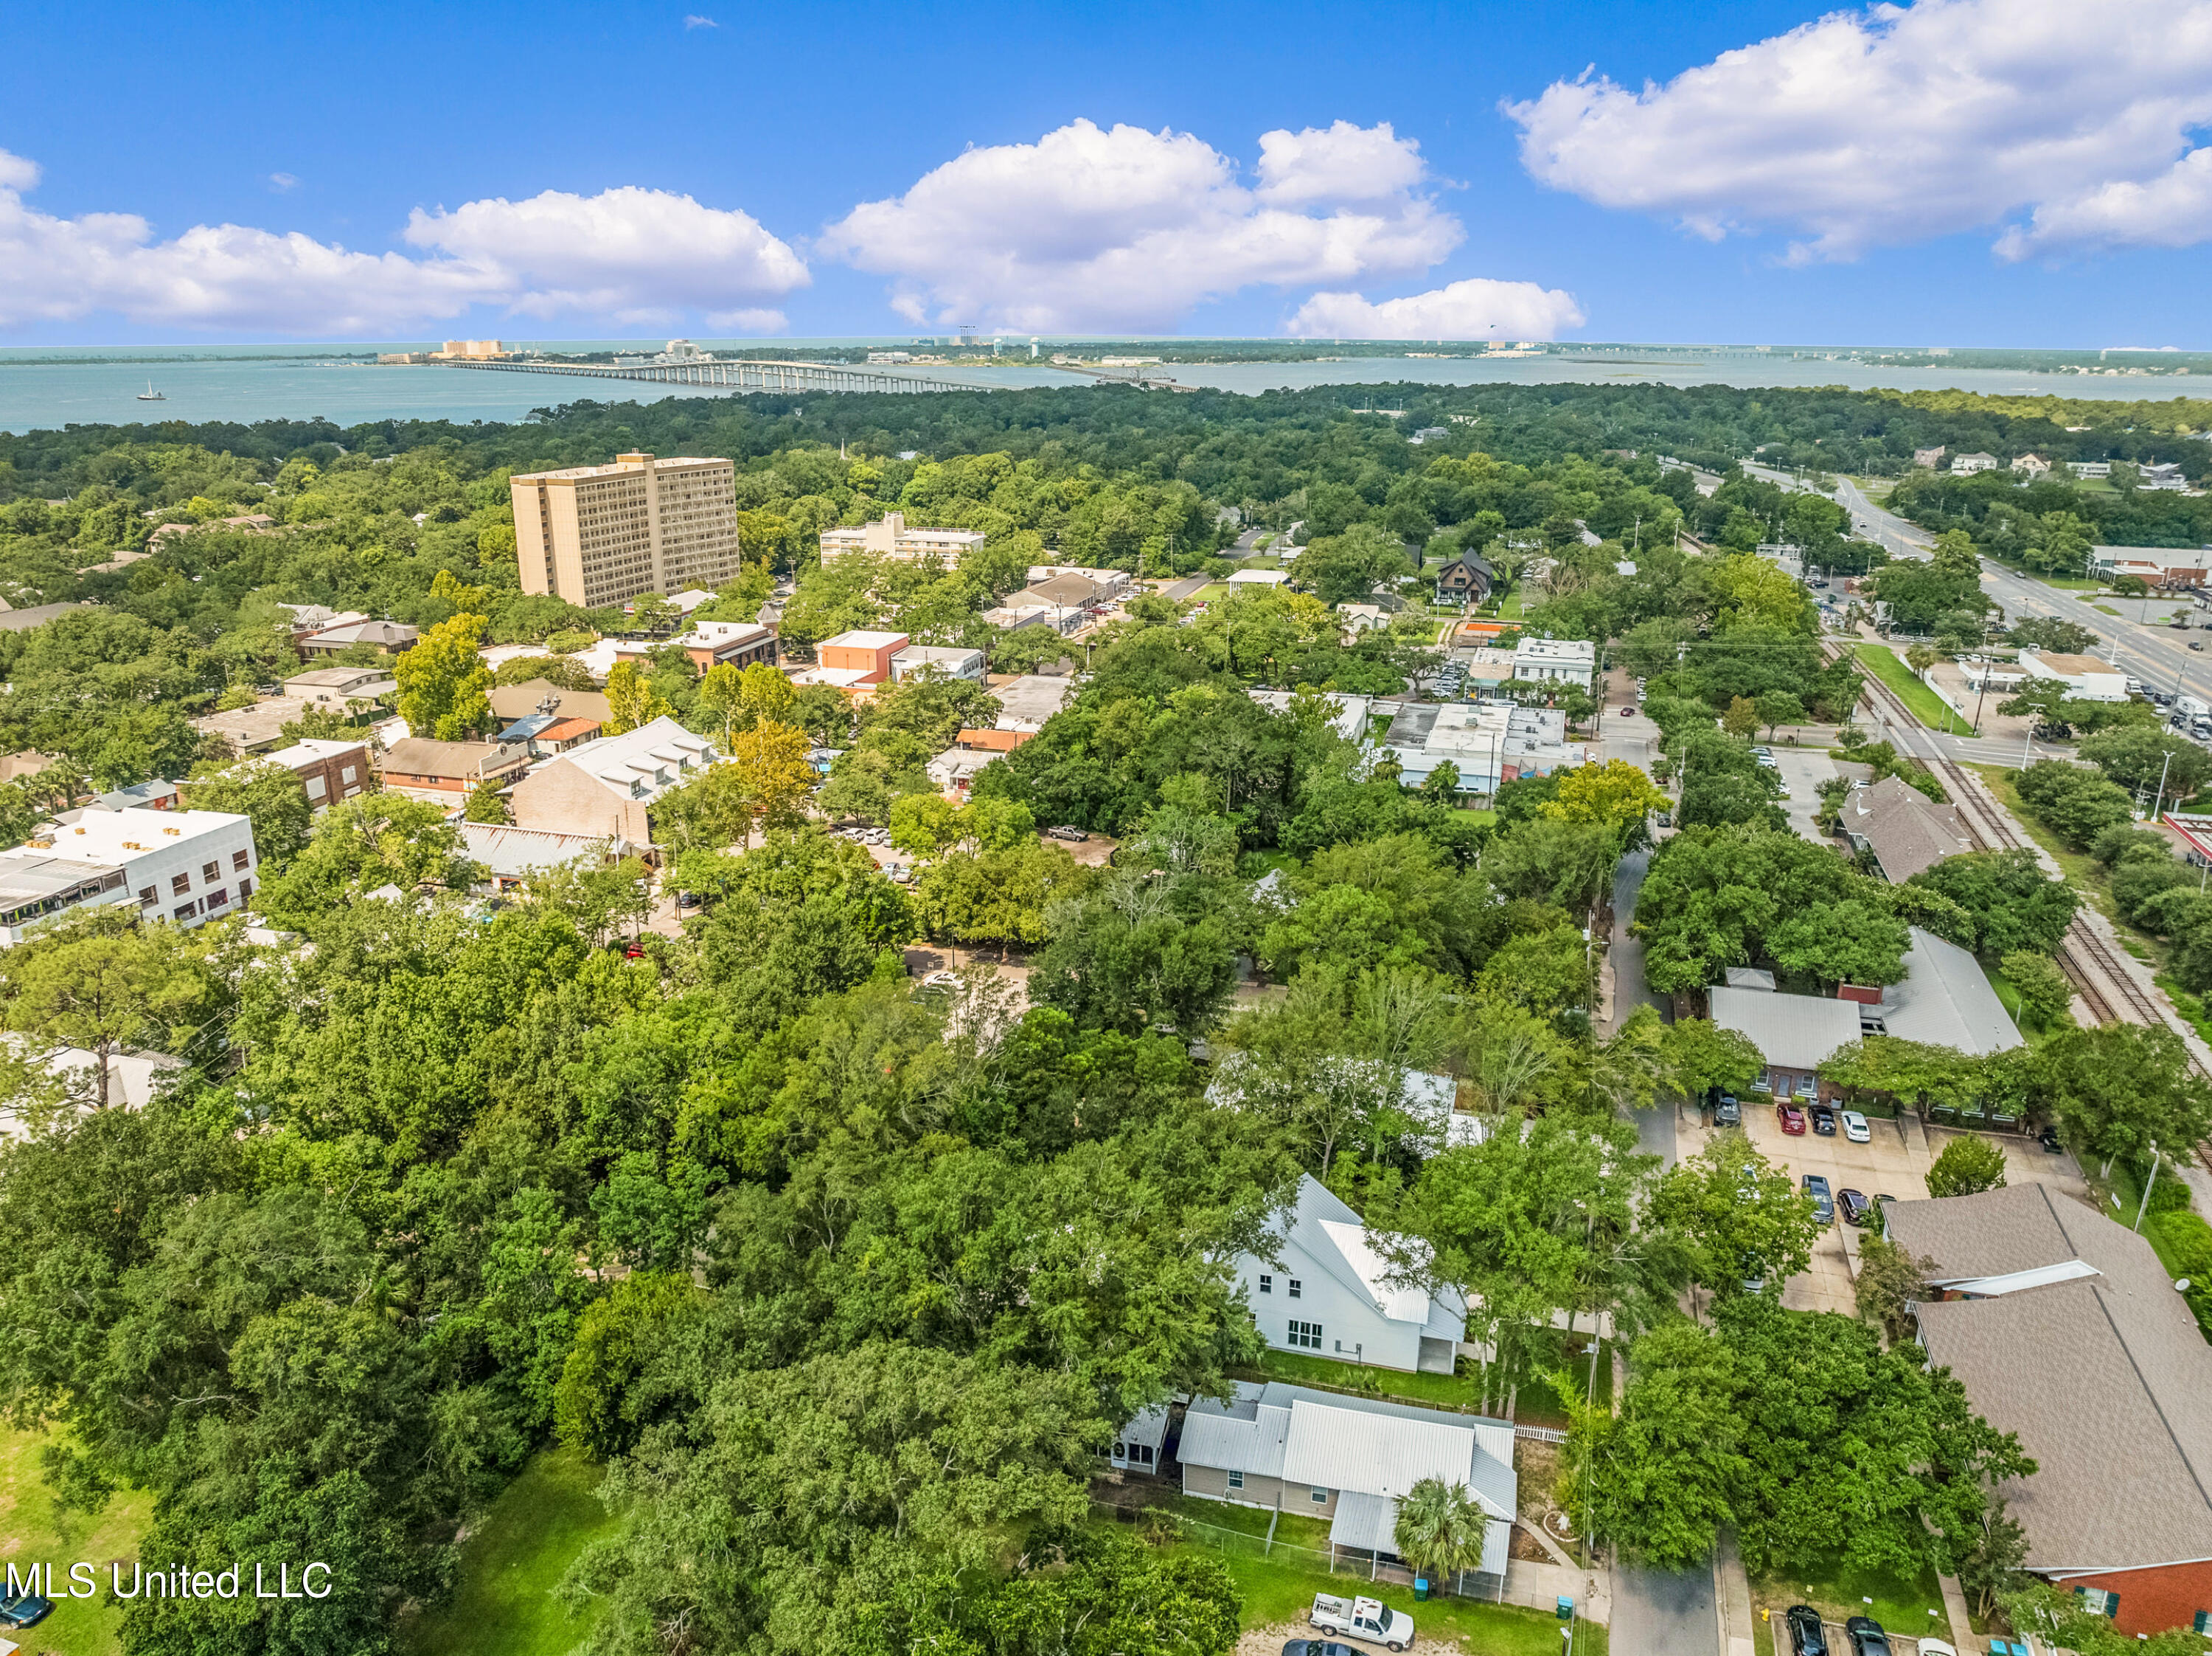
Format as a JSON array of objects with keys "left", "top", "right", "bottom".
[{"left": 136, "top": 381, "right": 166, "bottom": 401}]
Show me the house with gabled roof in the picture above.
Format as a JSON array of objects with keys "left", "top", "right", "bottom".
[
  {"left": 1178, "top": 1379, "right": 1515, "bottom": 1584},
  {"left": 1840, "top": 776, "right": 1972, "bottom": 883},
  {"left": 1889, "top": 1183, "right": 2212, "bottom": 1635},
  {"left": 508, "top": 716, "right": 717, "bottom": 855},
  {"left": 1234, "top": 1176, "right": 1466, "bottom": 1374}
]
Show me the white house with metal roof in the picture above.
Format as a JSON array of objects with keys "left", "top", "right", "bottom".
[
  {"left": 1178, "top": 1380, "right": 1514, "bottom": 1582},
  {"left": 1234, "top": 1177, "right": 1466, "bottom": 1374}
]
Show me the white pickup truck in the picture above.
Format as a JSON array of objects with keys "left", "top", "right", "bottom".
[{"left": 1310, "top": 1593, "right": 1415, "bottom": 1650}]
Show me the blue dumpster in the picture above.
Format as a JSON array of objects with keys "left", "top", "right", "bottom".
[{"left": 1413, "top": 1577, "right": 1430, "bottom": 1602}]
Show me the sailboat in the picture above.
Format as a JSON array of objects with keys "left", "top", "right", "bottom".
[{"left": 136, "top": 380, "right": 165, "bottom": 401}]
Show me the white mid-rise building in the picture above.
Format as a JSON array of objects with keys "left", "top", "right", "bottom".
[
  {"left": 0, "top": 808, "right": 257, "bottom": 945},
  {"left": 817, "top": 511, "right": 987, "bottom": 564}
]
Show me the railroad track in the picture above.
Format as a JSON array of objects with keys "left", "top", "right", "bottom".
[
  {"left": 1846, "top": 657, "right": 2165, "bottom": 1023},
  {"left": 1840, "top": 651, "right": 2212, "bottom": 1169}
]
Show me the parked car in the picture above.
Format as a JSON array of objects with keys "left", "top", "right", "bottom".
[
  {"left": 1282, "top": 1643, "right": 1359, "bottom": 1656},
  {"left": 2039, "top": 1123, "right": 2064, "bottom": 1153},
  {"left": 622, "top": 939, "right": 646, "bottom": 960},
  {"left": 1841, "top": 1109, "right": 1871, "bottom": 1144},
  {"left": 1778, "top": 1102, "right": 1807, "bottom": 1134},
  {"left": 1309, "top": 1594, "right": 1412, "bottom": 1652},
  {"left": 1803, "top": 1173, "right": 1834, "bottom": 1225},
  {"left": 1838, "top": 1188, "right": 1872, "bottom": 1226},
  {"left": 1714, "top": 1093, "right": 1741, "bottom": 1127},
  {"left": 1786, "top": 1604, "right": 1829, "bottom": 1656},
  {"left": 675, "top": 889, "right": 703, "bottom": 911},
  {"left": 1811, "top": 1102, "right": 1837, "bottom": 1136},
  {"left": 1621, "top": 706, "right": 1638, "bottom": 717},
  {"left": 1916, "top": 1640, "right": 1958, "bottom": 1656},
  {"left": 1046, "top": 825, "right": 1090, "bottom": 841},
  {"left": 1846, "top": 1615, "right": 1891, "bottom": 1656},
  {"left": 0, "top": 1588, "right": 53, "bottom": 1629}
]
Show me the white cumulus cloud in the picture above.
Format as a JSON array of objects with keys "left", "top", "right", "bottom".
[
  {"left": 1503, "top": 0, "right": 2212, "bottom": 262},
  {"left": 818, "top": 118, "right": 1466, "bottom": 331},
  {"left": 1287, "top": 278, "right": 1585, "bottom": 341},
  {"left": 0, "top": 153, "right": 808, "bottom": 333},
  {"left": 403, "top": 185, "right": 809, "bottom": 322}
]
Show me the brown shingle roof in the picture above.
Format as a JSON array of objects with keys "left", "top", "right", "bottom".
[
  {"left": 1842, "top": 776, "right": 1972, "bottom": 883},
  {"left": 1893, "top": 1184, "right": 2212, "bottom": 1570}
]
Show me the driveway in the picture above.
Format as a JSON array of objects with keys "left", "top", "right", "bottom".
[{"left": 1768, "top": 746, "right": 1838, "bottom": 843}]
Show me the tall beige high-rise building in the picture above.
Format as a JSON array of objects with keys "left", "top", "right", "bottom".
[{"left": 509, "top": 453, "right": 742, "bottom": 610}]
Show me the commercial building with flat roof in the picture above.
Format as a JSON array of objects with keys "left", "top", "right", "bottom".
[
  {"left": 818, "top": 512, "right": 987, "bottom": 564},
  {"left": 0, "top": 808, "right": 257, "bottom": 944},
  {"left": 510, "top": 453, "right": 742, "bottom": 610}
]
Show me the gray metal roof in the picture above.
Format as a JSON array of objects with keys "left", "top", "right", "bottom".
[
  {"left": 1119, "top": 1402, "right": 1170, "bottom": 1452},
  {"left": 1329, "top": 1489, "right": 1401, "bottom": 1552},
  {"left": 1879, "top": 928, "right": 2023, "bottom": 1057},
  {"left": 1708, "top": 985, "right": 1862, "bottom": 1070},
  {"left": 1178, "top": 1396, "right": 1290, "bottom": 1480},
  {"left": 1279, "top": 1399, "right": 1490, "bottom": 1504}
]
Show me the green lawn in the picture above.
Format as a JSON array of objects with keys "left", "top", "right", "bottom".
[
  {"left": 1748, "top": 1549, "right": 1950, "bottom": 1643},
  {"left": 2091, "top": 603, "right": 2123, "bottom": 616},
  {"left": 406, "top": 1447, "right": 622, "bottom": 1656},
  {"left": 1846, "top": 644, "right": 1958, "bottom": 730},
  {"left": 1194, "top": 582, "right": 1234, "bottom": 599},
  {"left": 1978, "top": 958, "right": 2055, "bottom": 1048},
  {"left": 0, "top": 1424, "right": 155, "bottom": 1656},
  {"left": 1248, "top": 1339, "right": 1611, "bottom": 1425},
  {"left": 1161, "top": 1522, "right": 1607, "bottom": 1655}
]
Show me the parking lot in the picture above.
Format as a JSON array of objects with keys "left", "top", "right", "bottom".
[{"left": 1680, "top": 1099, "right": 2088, "bottom": 1311}]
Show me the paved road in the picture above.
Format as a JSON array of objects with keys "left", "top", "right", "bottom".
[
  {"left": 1827, "top": 471, "right": 2212, "bottom": 706},
  {"left": 1160, "top": 574, "right": 1211, "bottom": 602},
  {"left": 1613, "top": 1560, "right": 1720, "bottom": 1656},
  {"left": 1610, "top": 845, "right": 1683, "bottom": 1174}
]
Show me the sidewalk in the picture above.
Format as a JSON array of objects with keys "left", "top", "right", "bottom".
[
  {"left": 1715, "top": 1531, "right": 1756, "bottom": 1656},
  {"left": 1937, "top": 1572, "right": 1975, "bottom": 1652},
  {"left": 1500, "top": 1556, "right": 1612, "bottom": 1627}
]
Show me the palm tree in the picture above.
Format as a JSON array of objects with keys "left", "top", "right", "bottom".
[{"left": 1392, "top": 1478, "right": 1487, "bottom": 1592}]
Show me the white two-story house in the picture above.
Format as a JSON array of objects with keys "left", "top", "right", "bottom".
[{"left": 1236, "top": 1177, "right": 1466, "bottom": 1374}]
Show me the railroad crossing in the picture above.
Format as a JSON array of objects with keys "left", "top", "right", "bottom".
[{"left": 434, "top": 356, "right": 989, "bottom": 395}]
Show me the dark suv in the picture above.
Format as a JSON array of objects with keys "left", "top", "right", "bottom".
[
  {"left": 1786, "top": 1605, "right": 1828, "bottom": 1656},
  {"left": 1714, "top": 1093, "right": 1741, "bottom": 1127}
]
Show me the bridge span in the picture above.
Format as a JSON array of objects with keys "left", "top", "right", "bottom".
[{"left": 434, "top": 357, "right": 992, "bottom": 395}]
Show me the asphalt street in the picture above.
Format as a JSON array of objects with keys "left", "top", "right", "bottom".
[
  {"left": 1612, "top": 1560, "right": 1721, "bottom": 1656},
  {"left": 1820, "top": 470, "right": 2212, "bottom": 706}
]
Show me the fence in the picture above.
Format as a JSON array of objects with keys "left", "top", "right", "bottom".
[
  {"left": 1514, "top": 1424, "right": 1568, "bottom": 1444},
  {"left": 1091, "top": 1501, "right": 1500, "bottom": 1599}
]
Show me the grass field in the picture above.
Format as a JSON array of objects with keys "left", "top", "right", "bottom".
[
  {"left": 406, "top": 1448, "right": 621, "bottom": 1656},
  {"left": 0, "top": 1424, "right": 156, "bottom": 1656},
  {"left": 1748, "top": 1548, "right": 1950, "bottom": 1643},
  {"left": 1847, "top": 644, "right": 1957, "bottom": 730},
  {"left": 1147, "top": 1514, "right": 1606, "bottom": 1655},
  {"left": 1248, "top": 1339, "right": 1612, "bottom": 1425}
]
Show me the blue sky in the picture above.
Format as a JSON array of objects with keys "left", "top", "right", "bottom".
[{"left": 4, "top": 0, "right": 2210, "bottom": 347}]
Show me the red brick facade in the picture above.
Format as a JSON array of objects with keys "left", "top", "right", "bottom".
[{"left": 2055, "top": 1558, "right": 2212, "bottom": 1636}]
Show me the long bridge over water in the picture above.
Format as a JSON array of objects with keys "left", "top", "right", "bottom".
[{"left": 433, "top": 356, "right": 991, "bottom": 395}]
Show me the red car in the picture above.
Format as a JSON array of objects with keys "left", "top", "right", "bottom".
[{"left": 1778, "top": 1102, "right": 1808, "bottom": 1134}]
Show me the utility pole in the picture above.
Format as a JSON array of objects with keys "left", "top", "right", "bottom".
[
  {"left": 2151, "top": 749, "right": 2175, "bottom": 827},
  {"left": 2135, "top": 1143, "right": 2161, "bottom": 1231}
]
